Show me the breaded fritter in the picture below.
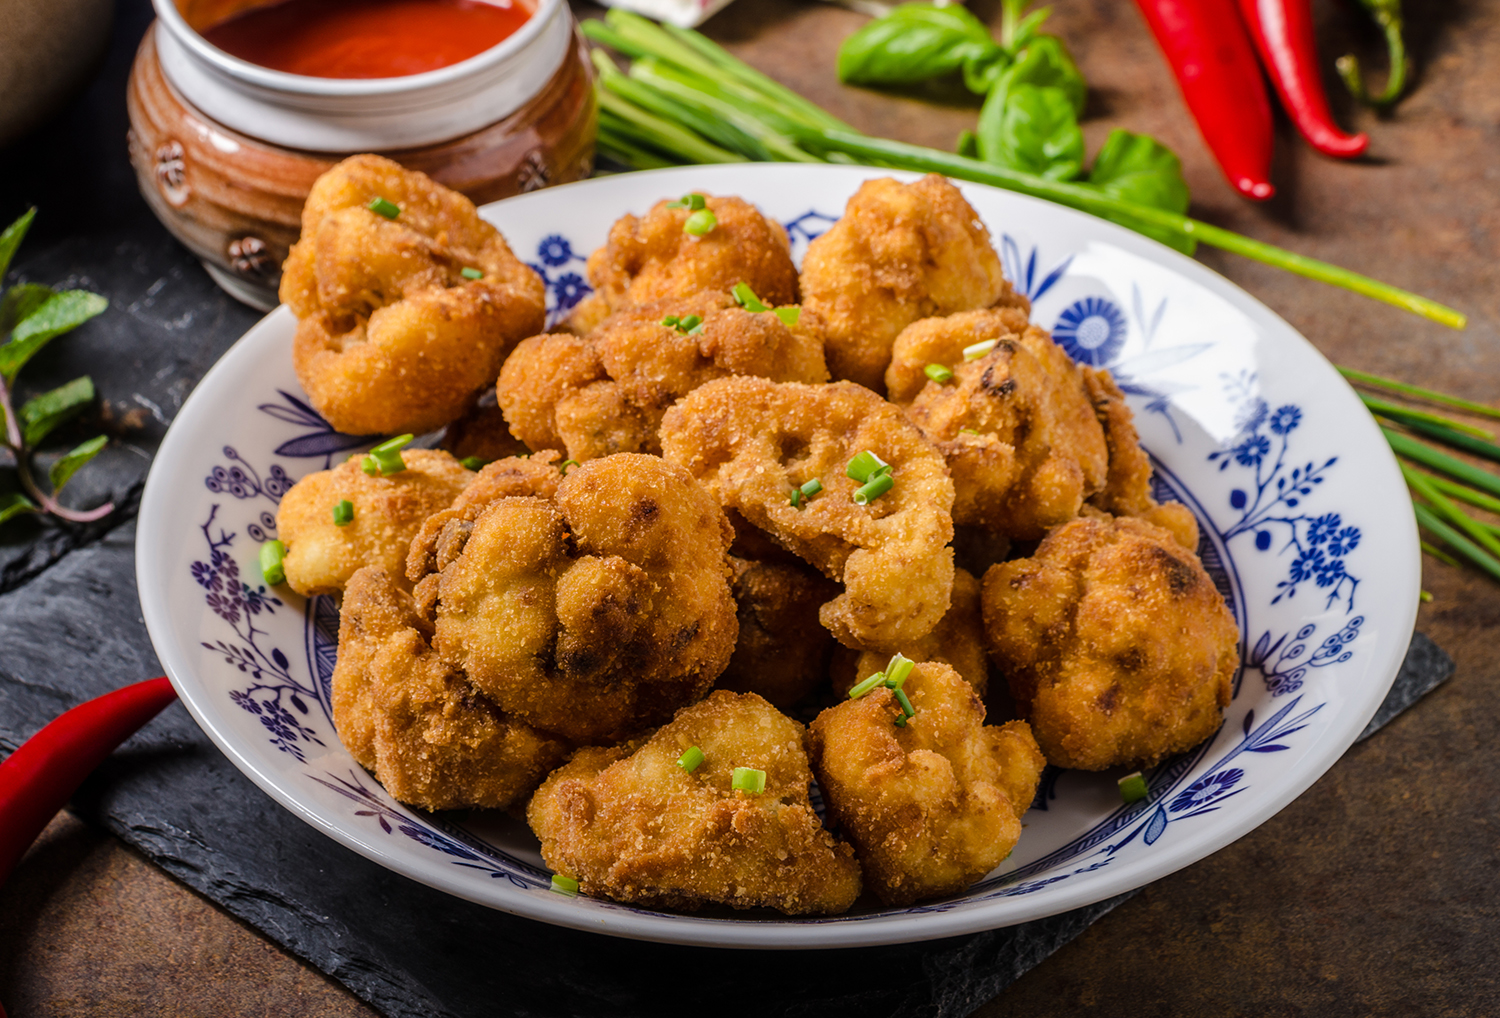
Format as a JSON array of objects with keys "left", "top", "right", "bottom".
[
  {"left": 981, "top": 515, "right": 1239, "bottom": 770},
  {"left": 887, "top": 310, "right": 1108, "bottom": 539},
  {"left": 410, "top": 454, "right": 738, "bottom": 744},
  {"left": 282, "top": 154, "right": 545, "bottom": 436},
  {"left": 566, "top": 194, "right": 799, "bottom": 331},
  {"left": 528, "top": 690, "right": 862, "bottom": 914},
  {"left": 800, "top": 175, "right": 1021, "bottom": 392},
  {"left": 716, "top": 556, "right": 841, "bottom": 708},
  {"left": 275, "top": 448, "right": 471, "bottom": 597},
  {"left": 831, "top": 567, "right": 990, "bottom": 698},
  {"left": 497, "top": 294, "right": 827, "bottom": 461},
  {"left": 807, "top": 662, "right": 1044, "bottom": 906},
  {"left": 1082, "top": 368, "right": 1200, "bottom": 550},
  {"left": 659, "top": 377, "right": 956, "bottom": 649},
  {"left": 332, "top": 567, "right": 568, "bottom": 810}
]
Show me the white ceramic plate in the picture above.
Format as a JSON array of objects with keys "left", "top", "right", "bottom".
[{"left": 136, "top": 164, "right": 1418, "bottom": 948}]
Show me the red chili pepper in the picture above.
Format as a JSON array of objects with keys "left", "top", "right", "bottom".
[
  {"left": 1133, "top": 0, "right": 1276, "bottom": 201},
  {"left": 1236, "top": 0, "right": 1369, "bottom": 158},
  {"left": 0, "top": 677, "right": 177, "bottom": 887}
]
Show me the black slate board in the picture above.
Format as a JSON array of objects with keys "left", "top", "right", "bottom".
[{"left": 0, "top": 521, "right": 1454, "bottom": 1018}]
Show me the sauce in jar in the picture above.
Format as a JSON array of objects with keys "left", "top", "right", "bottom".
[{"left": 202, "top": 0, "right": 533, "bottom": 79}]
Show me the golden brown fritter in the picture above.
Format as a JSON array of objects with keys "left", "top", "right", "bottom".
[
  {"left": 716, "top": 556, "right": 841, "bottom": 708},
  {"left": 282, "top": 154, "right": 545, "bottom": 436},
  {"left": 981, "top": 514, "right": 1239, "bottom": 771},
  {"left": 659, "top": 377, "right": 956, "bottom": 650},
  {"left": 887, "top": 310, "right": 1108, "bottom": 539},
  {"left": 800, "top": 174, "right": 1021, "bottom": 392},
  {"left": 410, "top": 454, "right": 738, "bottom": 744},
  {"left": 528, "top": 690, "right": 862, "bottom": 915},
  {"left": 807, "top": 662, "right": 1044, "bottom": 906},
  {"left": 1082, "top": 368, "right": 1200, "bottom": 551},
  {"left": 831, "top": 568, "right": 990, "bottom": 698},
  {"left": 275, "top": 448, "right": 471, "bottom": 597},
  {"left": 332, "top": 567, "right": 569, "bottom": 810},
  {"left": 440, "top": 402, "right": 529, "bottom": 466},
  {"left": 497, "top": 294, "right": 828, "bottom": 461},
  {"left": 566, "top": 194, "right": 799, "bottom": 331}
]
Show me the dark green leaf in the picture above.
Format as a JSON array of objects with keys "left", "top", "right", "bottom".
[
  {"left": 961, "top": 49, "right": 1011, "bottom": 94},
  {"left": 837, "top": 3, "right": 1002, "bottom": 87},
  {"left": 0, "top": 492, "right": 39, "bottom": 527},
  {"left": 977, "top": 83, "right": 1084, "bottom": 181},
  {"left": 1086, "top": 130, "right": 1195, "bottom": 254},
  {"left": 0, "top": 290, "right": 108, "bottom": 382},
  {"left": 0, "top": 282, "right": 54, "bottom": 336},
  {"left": 1005, "top": 7, "right": 1052, "bottom": 55},
  {"left": 956, "top": 129, "right": 979, "bottom": 158},
  {"left": 20, "top": 375, "right": 95, "bottom": 446},
  {"left": 0, "top": 208, "right": 36, "bottom": 283},
  {"left": 49, "top": 434, "right": 108, "bottom": 493},
  {"left": 994, "top": 34, "right": 1086, "bottom": 116}
]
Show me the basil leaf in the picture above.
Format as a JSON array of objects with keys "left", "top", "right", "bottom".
[
  {"left": 838, "top": 3, "right": 1002, "bottom": 87},
  {"left": 0, "top": 492, "right": 39, "bottom": 527},
  {"left": 20, "top": 375, "right": 95, "bottom": 446},
  {"left": 956, "top": 129, "right": 980, "bottom": 158},
  {"left": 961, "top": 49, "right": 1011, "bottom": 94},
  {"left": 0, "top": 289, "right": 108, "bottom": 382},
  {"left": 977, "top": 83, "right": 1085, "bottom": 181},
  {"left": 49, "top": 434, "right": 108, "bottom": 494},
  {"left": 1005, "top": 7, "right": 1053, "bottom": 55},
  {"left": 0, "top": 282, "right": 55, "bottom": 336},
  {"left": 995, "top": 34, "right": 1086, "bottom": 116},
  {"left": 0, "top": 208, "right": 36, "bottom": 283},
  {"left": 1087, "top": 129, "right": 1195, "bottom": 254}
]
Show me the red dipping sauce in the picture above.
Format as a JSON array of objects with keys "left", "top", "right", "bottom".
[{"left": 202, "top": 0, "right": 533, "bottom": 79}]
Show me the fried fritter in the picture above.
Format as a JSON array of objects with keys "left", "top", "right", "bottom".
[
  {"left": 981, "top": 515, "right": 1239, "bottom": 771},
  {"left": 528, "top": 690, "right": 862, "bottom": 914},
  {"left": 800, "top": 175, "right": 1021, "bottom": 392},
  {"left": 887, "top": 310, "right": 1108, "bottom": 539},
  {"left": 659, "top": 377, "right": 956, "bottom": 649},
  {"left": 716, "top": 556, "right": 841, "bottom": 708},
  {"left": 332, "top": 567, "right": 569, "bottom": 810},
  {"left": 282, "top": 154, "right": 545, "bottom": 436},
  {"left": 410, "top": 454, "right": 738, "bottom": 744},
  {"left": 807, "top": 662, "right": 1044, "bottom": 906},
  {"left": 497, "top": 294, "right": 828, "bottom": 461},
  {"left": 1082, "top": 368, "right": 1200, "bottom": 550},
  {"left": 440, "top": 402, "right": 529, "bottom": 466},
  {"left": 831, "top": 568, "right": 990, "bottom": 698},
  {"left": 566, "top": 194, "right": 799, "bottom": 331},
  {"left": 275, "top": 448, "right": 471, "bottom": 597}
]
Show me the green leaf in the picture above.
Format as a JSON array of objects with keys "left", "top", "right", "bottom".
[
  {"left": 20, "top": 375, "right": 95, "bottom": 446},
  {"left": 956, "top": 129, "right": 980, "bottom": 158},
  {"left": 49, "top": 434, "right": 108, "bottom": 493},
  {"left": 0, "top": 492, "right": 39, "bottom": 527},
  {"left": 0, "top": 282, "right": 54, "bottom": 336},
  {"left": 0, "top": 208, "right": 36, "bottom": 283},
  {"left": 1005, "top": 7, "right": 1053, "bottom": 55},
  {"left": 961, "top": 49, "right": 1011, "bottom": 94},
  {"left": 993, "top": 34, "right": 1086, "bottom": 116},
  {"left": 0, "top": 289, "right": 108, "bottom": 382},
  {"left": 837, "top": 3, "right": 1003, "bottom": 88},
  {"left": 1086, "top": 129, "right": 1195, "bottom": 254},
  {"left": 977, "top": 83, "right": 1084, "bottom": 181}
]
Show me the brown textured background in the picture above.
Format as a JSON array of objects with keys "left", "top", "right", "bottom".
[{"left": 3, "top": 0, "right": 1498, "bottom": 1013}]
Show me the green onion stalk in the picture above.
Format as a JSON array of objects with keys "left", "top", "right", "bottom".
[{"left": 583, "top": 10, "right": 1465, "bottom": 331}]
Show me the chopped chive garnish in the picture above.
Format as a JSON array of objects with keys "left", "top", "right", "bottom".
[
  {"left": 460, "top": 456, "right": 488, "bottom": 471},
  {"left": 681, "top": 314, "right": 703, "bottom": 332},
  {"left": 259, "top": 540, "right": 287, "bottom": 586},
  {"left": 924, "top": 363, "right": 955, "bottom": 384},
  {"left": 677, "top": 745, "right": 705, "bottom": 772},
  {"left": 367, "top": 433, "right": 414, "bottom": 475},
  {"left": 559, "top": 458, "right": 580, "bottom": 475},
  {"left": 892, "top": 687, "right": 916, "bottom": 719},
  {"left": 1118, "top": 772, "right": 1149, "bottom": 804},
  {"left": 790, "top": 488, "right": 802, "bottom": 508},
  {"left": 959, "top": 428, "right": 981, "bottom": 436},
  {"left": 332, "top": 499, "right": 354, "bottom": 526},
  {"left": 732, "top": 281, "right": 769, "bottom": 312},
  {"left": 684, "top": 208, "right": 717, "bottom": 236},
  {"left": 361, "top": 455, "right": 378, "bottom": 475},
  {"left": 551, "top": 874, "right": 580, "bottom": 895},
  {"left": 666, "top": 193, "right": 708, "bottom": 210},
  {"left": 853, "top": 472, "right": 895, "bottom": 505},
  {"left": 731, "top": 767, "right": 766, "bottom": 794},
  {"left": 800, "top": 478, "right": 822, "bottom": 497},
  {"left": 461, "top": 267, "right": 484, "bottom": 280},
  {"left": 1420, "top": 589, "right": 1434, "bottom": 603},
  {"left": 661, "top": 315, "right": 680, "bottom": 327},
  {"left": 848, "top": 672, "right": 887, "bottom": 699},
  {"left": 773, "top": 306, "right": 801, "bottom": 328},
  {"left": 845, "top": 449, "right": 890, "bottom": 483},
  {"left": 884, "top": 653, "right": 914, "bottom": 689},
  {"left": 894, "top": 714, "right": 908, "bottom": 727},
  {"left": 368, "top": 197, "right": 400, "bottom": 220},
  {"left": 963, "top": 339, "right": 998, "bottom": 361}
]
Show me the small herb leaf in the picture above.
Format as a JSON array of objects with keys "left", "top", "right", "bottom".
[
  {"left": 19, "top": 375, "right": 94, "bottom": 446},
  {"left": 0, "top": 492, "right": 39, "bottom": 526},
  {"left": 1086, "top": 130, "right": 1195, "bottom": 254},
  {"left": 0, "top": 208, "right": 37, "bottom": 283},
  {"left": 0, "top": 282, "right": 55, "bottom": 336},
  {"left": 978, "top": 83, "right": 1085, "bottom": 181},
  {"left": 0, "top": 290, "right": 109, "bottom": 382},
  {"left": 837, "top": 3, "right": 1003, "bottom": 89},
  {"left": 49, "top": 434, "right": 108, "bottom": 493}
]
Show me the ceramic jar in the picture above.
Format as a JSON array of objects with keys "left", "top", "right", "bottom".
[{"left": 127, "top": 0, "right": 596, "bottom": 309}]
